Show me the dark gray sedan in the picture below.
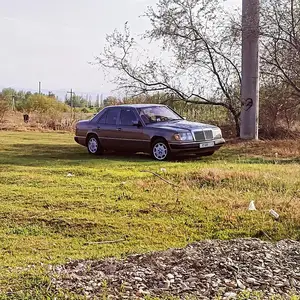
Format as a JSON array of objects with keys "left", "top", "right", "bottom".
[{"left": 74, "top": 104, "right": 225, "bottom": 160}]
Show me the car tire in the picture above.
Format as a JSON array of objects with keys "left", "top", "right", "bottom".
[
  {"left": 151, "top": 139, "right": 171, "bottom": 161},
  {"left": 87, "top": 135, "right": 103, "bottom": 155}
]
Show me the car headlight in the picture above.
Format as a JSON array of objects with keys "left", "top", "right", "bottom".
[
  {"left": 174, "top": 132, "right": 194, "bottom": 141},
  {"left": 212, "top": 128, "right": 222, "bottom": 139}
]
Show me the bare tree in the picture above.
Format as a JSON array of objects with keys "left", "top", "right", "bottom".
[
  {"left": 261, "top": 0, "right": 300, "bottom": 96},
  {"left": 95, "top": 0, "right": 242, "bottom": 136},
  {"left": 258, "top": 0, "right": 300, "bottom": 134}
]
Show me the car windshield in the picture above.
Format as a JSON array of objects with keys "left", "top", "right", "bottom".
[{"left": 137, "top": 106, "right": 182, "bottom": 124}]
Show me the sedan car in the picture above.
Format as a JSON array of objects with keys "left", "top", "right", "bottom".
[{"left": 74, "top": 104, "right": 225, "bottom": 160}]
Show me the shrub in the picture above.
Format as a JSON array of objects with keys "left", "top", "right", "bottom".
[{"left": 0, "top": 95, "right": 10, "bottom": 123}]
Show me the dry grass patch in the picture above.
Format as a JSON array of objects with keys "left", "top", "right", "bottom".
[{"left": 226, "top": 139, "right": 300, "bottom": 159}]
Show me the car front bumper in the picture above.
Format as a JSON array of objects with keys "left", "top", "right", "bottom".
[{"left": 169, "top": 138, "right": 225, "bottom": 153}]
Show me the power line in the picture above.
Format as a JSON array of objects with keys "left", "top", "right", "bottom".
[{"left": 67, "top": 89, "right": 74, "bottom": 119}]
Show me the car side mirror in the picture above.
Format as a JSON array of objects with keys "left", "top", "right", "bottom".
[{"left": 132, "top": 120, "right": 142, "bottom": 127}]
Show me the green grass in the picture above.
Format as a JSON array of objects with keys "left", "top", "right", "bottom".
[{"left": 0, "top": 131, "right": 299, "bottom": 298}]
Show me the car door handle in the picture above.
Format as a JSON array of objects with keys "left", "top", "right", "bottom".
[
  {"left": 117, "top": 128, "right": 122, "bottom": 131},
  {"left": 97, "top": 126, "right": 101, "bottom": 129}
]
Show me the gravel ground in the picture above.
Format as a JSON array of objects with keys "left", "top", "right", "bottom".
[{"left": 51, "top": 239, "right": 300, "bottom": 299}]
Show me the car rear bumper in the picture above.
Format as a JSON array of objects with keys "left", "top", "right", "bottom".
[
  {"left": 169, "top": 138, "right": 225, "bottom": 153},
  {"left": 74, "top": 136, "right": 86, "bottom": 147}
]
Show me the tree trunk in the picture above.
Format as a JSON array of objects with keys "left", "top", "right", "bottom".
[{"left": 228, "top": 107, "right": 241, "bottom": 137}]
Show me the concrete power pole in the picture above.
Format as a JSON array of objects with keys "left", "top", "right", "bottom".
[
  {"left": 67, "top": 89, "right": 74, "bottom": 119},
  {"left": 240, "top": 0, "right": 260, "bottom": 140},
  {"left": 12, "top": 95, "right": 16, "bottom": 112},
  {"left": 38, "top": 81, "right": 42, "bottom": 94}
]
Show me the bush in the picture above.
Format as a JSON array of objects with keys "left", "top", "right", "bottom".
[
  {"left": 81, "top": 107, "right": 90, "bottom": 113},
  {"left": 259, "top": 82, "right": 300, "bottom": 137},
  {"left": 0, "top": 95, "right": 10, "bottom": 123}
]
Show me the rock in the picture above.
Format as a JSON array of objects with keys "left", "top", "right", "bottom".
[
  {"left": 236, "top": 279, "right": 246, "bottom": 289},
  {"left": 186, "top": 277, "right": 198, "bottom": 282},
  {"left": 166, "top": 273, "right": 174, "bottom": 280},
  {"left": 246, "top": 277, "right": 257, "bottom": 284},
  {"left": 123, "top": 285, "right": 133, "bottom": 290},
  {"left": 164, "top": 280, "right": 171, "bottom": 289},
  {"left": 224, "top": 292, "right": 237, "bottom": 298},
  {"left": 204, "top": 273, "right": 216, "bottom": 278},
  {"left": 138, "top": 288, "right": 150, "bottom": 295},
  {"left": 134, "top": 277, "right": 143, "bottom": 282},
  {"left": 224, "top": 279, "right": 236, "bottom": 288}
]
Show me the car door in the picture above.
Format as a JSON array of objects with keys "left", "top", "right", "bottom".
[
  {"left": 117, "top": 108, "right": 149, "bottom": 152},
  {"left": 95, "top": 107, "right": 121, "bottom": 150}
]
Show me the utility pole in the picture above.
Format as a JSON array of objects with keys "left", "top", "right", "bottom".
[
  {"left": 240, "top": 0, "right": 260, "bottom": 140},
  {"left": 38, "top": 81, "right": 42, "bottom": 94},
  {"left": 12, "top": 94, "right": 16, "bottom": 112},
  {"left": 67, "top": 89, "right": 74, "bottom": 119}
]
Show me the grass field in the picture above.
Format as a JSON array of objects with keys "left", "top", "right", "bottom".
[{"left": 0, "top": 131, "right": 299, "bottom": 298}]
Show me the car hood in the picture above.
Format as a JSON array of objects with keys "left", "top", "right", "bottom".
[{"left": 147, "top": 120, "right": 218, "bottom": 131}]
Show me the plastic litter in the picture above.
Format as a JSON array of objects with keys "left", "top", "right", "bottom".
[
  {"left": 269, "top": 209, "right": 280, "bottom": 219},
  {"left": 248, "top": 201, "right": 256, "bottom": 211}
]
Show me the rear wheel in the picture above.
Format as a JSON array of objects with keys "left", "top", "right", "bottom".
[
  {"left": 87, "top": 135, "right": 103, "bottom": 155},
  {"left": 151, "top": 139, "right": 170, "bottom": 161}
]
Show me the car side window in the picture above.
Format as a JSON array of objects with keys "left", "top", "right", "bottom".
[
  {"left": 106, "top": 109, "right": 120, "bottom": 125},
  {"left": 120, "top": 109, "right": 137, "bottom": 126},
  {"left": 97, "top": 112, "right": 107, "bottom": 124}
]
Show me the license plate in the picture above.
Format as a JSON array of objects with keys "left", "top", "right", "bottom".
[{"left": 199, "top": 142, "right": 214, "bottom": 148}]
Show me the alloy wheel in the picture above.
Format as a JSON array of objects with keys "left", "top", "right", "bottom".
[
  {"left": 153, "top": 142, "right": 168, "bottom": 160},
  {"left": 88, "top": 137, "right": 98, "bottom": 154}
]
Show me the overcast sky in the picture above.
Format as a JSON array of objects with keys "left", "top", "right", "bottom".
[{"left": 0, "top": 0, "right": 240, "bottom": 98}]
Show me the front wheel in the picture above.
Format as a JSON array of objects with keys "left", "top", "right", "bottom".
[
  {"left": 152, "top": 139, "right": 170, "bottom": 161},
  {"left": 87, "top": 135, "right": 103, "bottom": 155}
]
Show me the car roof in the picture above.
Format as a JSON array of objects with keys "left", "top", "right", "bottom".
[{"left": 105, "top": 104, "right": 166, "bottom": 109}]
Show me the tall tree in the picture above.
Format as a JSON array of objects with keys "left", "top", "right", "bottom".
[
  {"left": 65, "top": 95, "right": 88, "bottom": 108},
  {"left": 95, "top": 0, "right": 242, "bottom": 135}
]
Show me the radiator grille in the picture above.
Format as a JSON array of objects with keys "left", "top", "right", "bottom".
[
  {"left": 204, "top": 130, "right": 213, "bottom": 140},
  {"left": 194, "top": 131, "right": 205, "bottom": 141},
  {"left": 194, "top": 130, "right": 213, "bottom": 141}
]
